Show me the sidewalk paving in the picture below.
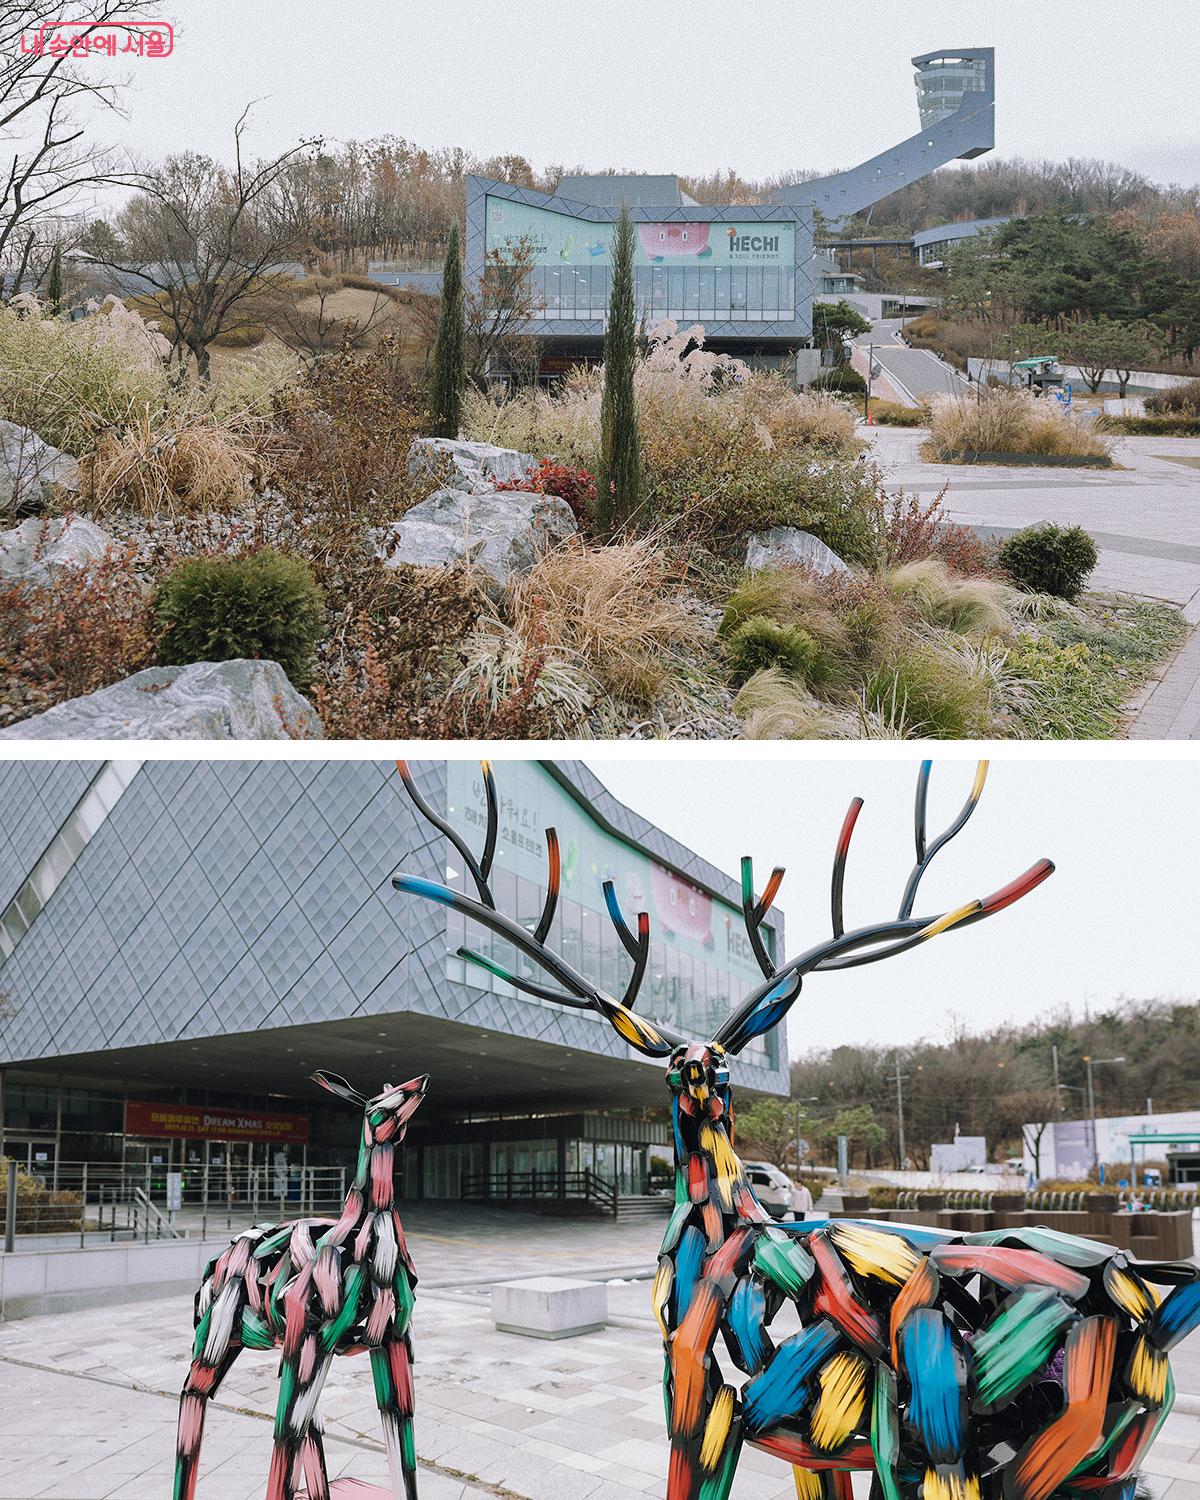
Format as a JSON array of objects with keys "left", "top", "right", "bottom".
[{"left": 2, "top": 1206, "right": 1199, "bottom": 1500}]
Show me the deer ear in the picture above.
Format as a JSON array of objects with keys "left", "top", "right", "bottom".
[{"left": 311, "top": 1070, "right": 366, "bottom": 1107}]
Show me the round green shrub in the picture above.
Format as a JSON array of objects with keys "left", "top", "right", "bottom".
[
  {"left": 997, "top": 523, "right": 1098, "bottom": 601},
  {"left": 156, "top": 549, "right": 325, "bottom": 687},
  {"left": 725, "top": 615, "right": 820, "bottom": 685},
  {"left": 812, "top": 366, "right": 867, "bottom": 395}
]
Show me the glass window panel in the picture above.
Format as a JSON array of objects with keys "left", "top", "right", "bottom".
[
  {"left": 684, "top": 268, "right": 700, "bottom": 316},
  {"left": 731, "top": 268, "right": 748, "bottom": 315},
  {"left": 561, "top": 898, "right": 582, "bottom": 973},
  {"left": 652, "top": 267, "right": 668, "bottom": 312}
]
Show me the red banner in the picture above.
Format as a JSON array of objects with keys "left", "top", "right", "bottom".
[{"left": 124, "top": 1100, "right": 309, "bottom": 1145}]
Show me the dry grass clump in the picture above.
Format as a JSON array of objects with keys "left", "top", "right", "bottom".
[
  {"left": 463, "top": 375, "right": 601, "bottom": 470},
  {"left": 864, "top": 636, "right": 997, "bottom": 738},
  {"left": 511, "top": 537, "right": 696, "bottom": 701},
  {"left": 882, "top": 560, "right": 1020, "bottom": 639},
  {"left": 79, "top": 409, "right": 263, "bottom": 516},
  {"left": 740, "top": 382, "right": 859, "bottom": 452},
  {"left": 929, "top": 390, "right": 1112, "bottom": 460},
  {"left": 0, "top": 294, "right": 173, "bottom": 454},
  {"left": 447, "top": 623, "right": 597, "bottom": 737},
  {"left": 733, "top": 668, "right": 856, "bottom": 739}
]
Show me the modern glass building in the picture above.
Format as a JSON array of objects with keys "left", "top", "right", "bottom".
[
  {"left": 0, "top": 760, "right": 787, "bottom": 1202},
  {"left": 467, "top": 174, "right": 814, "bottom": 382},
  {"left": 462, "top": 46, "right": 995, "bottom": 384}
]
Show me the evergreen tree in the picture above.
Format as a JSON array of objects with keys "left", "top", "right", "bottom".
[
  {"left": 597, "top": 205, "right": 641, "bottom": 536},
  {"left": 46, "top": 243, "right": 63, "bottom": 314},
  {"left": 430, "top": 220, "right": 465, "bottom": 438}
]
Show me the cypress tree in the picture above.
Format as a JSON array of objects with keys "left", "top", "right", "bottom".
[
  {"left": 430, "top": 220, "right": 465, "bottom": 438},
  {"left": 47, "top": 243, "right": 63, "bottom": 315},
  {"left": 597, "top": 204, "right": 641, "bottom": 536}
]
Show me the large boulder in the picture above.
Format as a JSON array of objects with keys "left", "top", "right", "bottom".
[
  {"left": 0, "top": 515, "right": 117, "bottom": 586},
  {"left": 0, "top": 421, "right": 80, "bottom": 517},
  {"left": 0, "top": 660, "right": 321, "bottom": 741},
  {"left": 407, "top": 437, "right": 535, "bottom": 494},
  {"left": 744, "top": 527, "right": 851, "bottom": 578},
  {"left": 377, "top": 486, "right": 576, "bottom": 597}
]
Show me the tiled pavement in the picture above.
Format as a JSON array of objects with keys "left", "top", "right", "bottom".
[{"left": 2, "top": 1207, "right": 1199, "bottom": 1499}]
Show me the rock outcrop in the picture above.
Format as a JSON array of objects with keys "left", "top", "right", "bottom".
[
  {"left": 0, "top": 421, "right": 80, "bottom": 516},
  {"left": 378, "top": 485, "right": 576, "bottom": 597},
  {"left": 0, "top": 660, "right": 321, "bottom": 740},
  {"left": 406, "top": 436, "right": 535, "bottom": 494},
  {"left": 744, "top": 527, "right": 851, "bottom": 578},
  {"left": 0, "top": 515, "right": 116, "bottom": 586}
]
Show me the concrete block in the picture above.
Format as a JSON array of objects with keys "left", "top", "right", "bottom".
[{"left": 492, "top": 1276, "right": 607, "bottom": 1340}]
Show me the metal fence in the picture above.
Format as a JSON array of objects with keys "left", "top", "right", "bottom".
[{"left": 3, "top": 1160, "right": 349, "bottom": 1248}]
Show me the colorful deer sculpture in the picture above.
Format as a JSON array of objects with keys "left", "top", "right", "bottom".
[
  {"left": 174, "top": 1070, "right": 427, "bottom": 1500},
  {"left": 394, "top": 759, "right": 1200, "bottom": 1500}
]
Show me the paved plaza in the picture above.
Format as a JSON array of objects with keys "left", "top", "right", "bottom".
[{"left": 2, "top": 1206, "right": 1200, "bottom": 1500}]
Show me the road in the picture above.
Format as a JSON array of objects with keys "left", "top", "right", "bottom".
[{"left": 854, "top": 317, "right": 970, "bottom": 403}]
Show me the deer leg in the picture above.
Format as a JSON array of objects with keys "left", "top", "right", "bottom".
[
  {"left": 266, "top": 1335, "right": 333, "bottom": 1500},
  {"left": 370, "top": 1332, "right": 418, "bottom": 1500},
  {"left": 173, "top": 1345, "right": 243, "bottom": 1500},
  {"left": 667, "top": 1278, "right": 741, "bottom": 1500}
]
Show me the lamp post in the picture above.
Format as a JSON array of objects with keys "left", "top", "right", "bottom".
[{"left": 1083, "top": 1055, "right": 1125, "bottom": 1173}]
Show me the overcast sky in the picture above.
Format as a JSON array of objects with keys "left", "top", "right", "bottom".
[
  {"left": 585, "top": 757, "right": 1199, "bottom": 1060},
  {"left": 63, "top": 0, "right": 1200, "bottom": 189}
]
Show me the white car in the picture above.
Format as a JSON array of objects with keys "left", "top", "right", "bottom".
[{"left": 742, "top": 1160, "right": 793, "bottom": 1218}]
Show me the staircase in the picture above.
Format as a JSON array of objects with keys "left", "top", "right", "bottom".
[{"left": 617, "top": 1194, "right": 672, "bottom": 1220}]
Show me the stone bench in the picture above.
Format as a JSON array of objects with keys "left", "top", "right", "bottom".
[{"left": 492, "top": 1276, "right": 608, "bottom": 1340}]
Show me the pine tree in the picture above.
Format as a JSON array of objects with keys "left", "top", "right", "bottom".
[
  {"left": 597, "top": 205, "right": 641, "bottom": 536},
  {"left": 46, "top": 243, "right": 63, "bottom": 315},
  {"left": 430, "top": 220, "right": 465, "bottom": 438}
]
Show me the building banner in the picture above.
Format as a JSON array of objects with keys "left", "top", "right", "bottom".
[
  {"left": 124, "top": 1100, "right": 310, "bottom": 1144},
  {"left": 485, "top": 198, "right": 796, "bottom": 271}
]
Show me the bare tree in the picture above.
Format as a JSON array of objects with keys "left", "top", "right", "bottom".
[
  {"left": 80, "top": 107, "right": 319, "bottom": 377},
  {"left": 266, "top": 275, "right": 396, "bottom": 365},
  {"left": 465, "top": 236, "right": 543, "bottom": 388},
  {"left": 0, "top": 2, "right": 148, "bottom": 290}
]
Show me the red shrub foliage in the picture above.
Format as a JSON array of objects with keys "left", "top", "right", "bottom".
[
  {"left": 497, "top": 460, "right": 597, "bottom": 531},
  {"left": 883, "top": 487, "right": 996, "bottom": 576},
  {"left": 0, "top": 538, "right": 161, "bottom": 723}
]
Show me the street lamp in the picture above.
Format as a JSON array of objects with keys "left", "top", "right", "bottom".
[{"left": 1083, "top": 1056, "right": 1126, "bottom": 1173}]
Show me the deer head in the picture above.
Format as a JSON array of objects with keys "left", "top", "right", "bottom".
[
  {"left": 392, "top": 760, "right": 1053, "bottom": 1127},
  {"left": 312, "top": 1070, "right": 429, "bottom": 1144}
]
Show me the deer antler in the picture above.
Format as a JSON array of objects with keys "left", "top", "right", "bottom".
[
  {"left": 394, "top": 760, "right": 1053, "bottom": 1064},
  {"left": 709, "top": 760, "right": 1054, "bottom": 1053},
  {"left": 393, "top": 761, "right": 684, "bottom": 1057}
]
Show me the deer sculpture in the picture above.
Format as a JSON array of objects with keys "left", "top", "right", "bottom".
[
  {"left": 173, "top": 1070, "right": 427, "bottom": 1500},
  {"left": 394, "top": 759, "right": 1200, "bottom": 1500}
]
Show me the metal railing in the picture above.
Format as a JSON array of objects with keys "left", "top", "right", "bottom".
[
  {"left": 460, "top": 1168, "right": 619, "bottom": 1217},
  {"left": 1, "top": 1160, "right": 349, "bottom": 1248}
]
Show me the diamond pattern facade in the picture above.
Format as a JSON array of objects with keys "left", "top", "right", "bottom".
[{"left": 0, "top": 762, "right": 789, "bottom": 1098}]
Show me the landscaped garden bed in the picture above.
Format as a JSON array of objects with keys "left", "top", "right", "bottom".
[{"left": 0, "top": 298, "right": 1183, "bottom": 739}]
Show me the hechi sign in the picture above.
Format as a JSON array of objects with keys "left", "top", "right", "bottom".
[
  {"left": 125, "top": 1100, "right": 309, "bottom": 1144},
  {"left": 20, "top": 21, "right": 174, "bottom": 58}
]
